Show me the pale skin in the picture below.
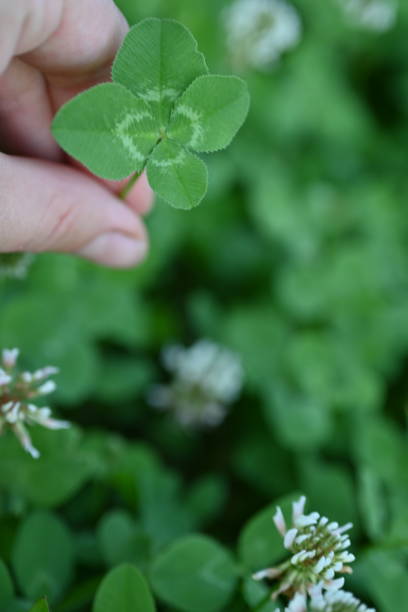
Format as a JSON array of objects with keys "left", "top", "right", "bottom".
[{"left": 0, "top": 0, "right": 153, "bottom": 268}]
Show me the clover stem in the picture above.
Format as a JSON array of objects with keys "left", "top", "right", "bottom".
[{"left": 119, "top": 170, "right": 142, "bottom": 200}]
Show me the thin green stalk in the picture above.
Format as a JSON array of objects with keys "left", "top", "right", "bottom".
[{"left": 119, "top": 170, "right": 142, "bottom": 200}]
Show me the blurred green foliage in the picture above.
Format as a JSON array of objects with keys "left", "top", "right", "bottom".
[{"left": 1, "top": 0, "right": 408, "bottom": 610}]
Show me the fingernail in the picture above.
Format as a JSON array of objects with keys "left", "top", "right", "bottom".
[{"left": 78, "top": 232, "right": 148, "bottom": 267}]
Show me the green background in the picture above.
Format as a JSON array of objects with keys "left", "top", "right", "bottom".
[{"left": 1, "top": 0, "right": 408, "bottom": 610}]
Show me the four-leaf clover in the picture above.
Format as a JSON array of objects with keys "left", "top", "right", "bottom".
[{"left": 52, "top": 18, "right": 250, "bottom": 209}]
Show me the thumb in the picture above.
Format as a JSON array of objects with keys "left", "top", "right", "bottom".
[{"left": 0, "top": 153, "right": 148, "bottom": 267}]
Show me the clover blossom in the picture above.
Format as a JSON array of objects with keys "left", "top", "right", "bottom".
[
  {"left": 148, "top": 339, "right": 243, "bottom": 428},
  {"left": 0, "top": 253, "right": 34, "bottom": 280},
  {"left": 309, "top": 582, "right": 375, "bottom": 611},
  {"left": 280, "top": 592, "right": 308, "bottom": 612},
  {"left": 338, "top": 0, "right": 397, "bottom": 32},
  {"left": 254, "top": 496, "right": 355, "bottom": 602},
  {"left": 0, "top": 348, "right": 69, "bottom": 458},
  {"left": 223, "top": 0, "right": 302, "bottom": 71}
]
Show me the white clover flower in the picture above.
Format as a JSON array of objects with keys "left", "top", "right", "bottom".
[
  {"left": 309, "top": 582, "right": 375, "bottom": 611},
  {"left": 286, "top": 592, "right": 308, "bottom": 612},
  {"left": 253, "top": 496, "right": 355, "bottom": 601},
  {"left": 0, "top": 253, "right": 34, "bottom": 280},
  {"left": 338, "top": 0, "right": 397, "bottom": 32},
  {"left": 0, "top": 370, "right": 12, "bottom": 386},
  {"left": 148, "top": 339, "right": 243, "bottom": 428},
  {"left": 223, "top": 0, "right": 302, "bottom": 71},
  {"left": 37, "top": 380, "right": 57, "bottom": 395},
  {"left": 2, "top": 348, "right": 19, "bottom": 369},
  {"left": 0, "top": 349, "right": 69, "bottom": 458}
]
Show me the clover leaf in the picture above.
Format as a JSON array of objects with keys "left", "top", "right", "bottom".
[{"left": 52, "top": 18, "right": 250, "bottom": 209}]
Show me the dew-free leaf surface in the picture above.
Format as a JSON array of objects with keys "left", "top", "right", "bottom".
[
  {"left": 29, "top": 598, "right": 50, "bottom": 612},
  {"left": 0, "top": 559, "right": 14, "bottom": 608},
  {"left": 93, "top": 564, "right": 155, "bottom": 612},
  {"left": 168, "top": 75, "right": 250, "bottom": 153},
  {"left": 12, "top": 512, "right": 74, "bottom": 602},
  {"left": 112, "top": 18, "right": 208, "bottom": 126},
  {"left": 52, "top": 83, "right": 159, "bottom": 180},
  {"left": 147, "top": 140, "right": 208, "bottom": 209},
  {"left": 151, "top": 534, "right": 238, "bottom": 612},
  {"left": 52, "top": 18, "right": 248, "bottom": 209}
]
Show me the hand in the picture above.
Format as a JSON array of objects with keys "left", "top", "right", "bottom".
[{"left": 0, "top": 0, "right": 153, "bottom": 268}]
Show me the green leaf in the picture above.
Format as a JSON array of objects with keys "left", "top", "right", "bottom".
[
  {"left": 0, "top": 559, "right": 14, "bottom": 607},
  {"left": 51, "top": 576, "right": 99, "bottom": 612},
  {"left": 0, "top": 427, "right": 95, "bottom": 507},
  {"left": 7, "top": 601, "right": 34, "bottom": 612},
  {"left": 12, "top": 512, "right": 74, "bottom": 602},
  {"left": 137, "top": 467, "right": 195, "bottom": 552},
  {"left": 242, "top": 576, "right": 276, "bottom": 612},
  {"left": 109, "top": 442, "right": 160, "bottom": 510},
  {"left": 185, "top": 475, "right": 227, "bottom": 528},
  {"left": 97, "top": 510, "right": 150, "bottom": 568},
  {"left": 168, "top": 75, "right": 250, "bottom": 153},
  {"left": 112, "top": 18, "right": 208, "bottom": 125},
  {"left": 222, "top": 304, "right": 289, "bottom": 390},
  {"left": 51, "top": 18, "right": 248, "bottom": 208},
  {"left": 238, "top": 493, "right": 300, "bottom": 571},
  {"left": 94, "top": 356, "right": 153, "bottom": 405},
  {"left": 298, "top": 458, "right": 358, "bottom": 533},
  {"left": 150, "top": 534, "right": 237, "bottom": 612},
  {"left": 358, "top": 467, "right": 387, "bottom": 540},
  {"left": 147, "top": 139, "right": 208, "bottom": 209},
  {"left": 52, "top": 83, "right": 158, "bottom": 180},
  {"left": 355, "top": 550, "right": 408, "bottom": 612},
  {"left": 263, "top": 382, "right": 332, "bottom": 449},
  {"left": 93, "top": 564, "right": 155, "bottom": 612},
  {"left": 29, "top": 598, "right": 50, "bottom": 612}
]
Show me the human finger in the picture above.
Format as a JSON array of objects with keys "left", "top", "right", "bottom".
[{"left": 0, "top": 152, "right": 148, "bottom": 268}]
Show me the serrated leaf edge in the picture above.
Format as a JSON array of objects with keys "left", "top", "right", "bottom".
[{"left": 169, "top": 74, "right": 250, "bottom": 154}]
